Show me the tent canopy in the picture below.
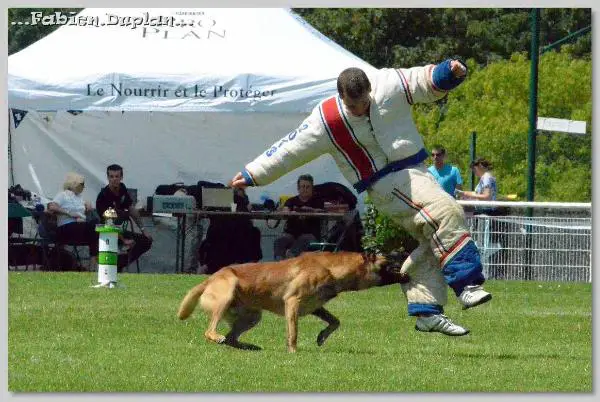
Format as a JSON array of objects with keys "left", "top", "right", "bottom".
[
  {"left": 9, "top": 8, "right": 374, "bottom": 112},
  {"left": 8, "top": 8, "right": 374, "bottom": 206}
]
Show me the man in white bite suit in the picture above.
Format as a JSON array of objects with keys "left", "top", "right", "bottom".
[{"left": 230, "top": 59, "right": 492, "bottom": 336}]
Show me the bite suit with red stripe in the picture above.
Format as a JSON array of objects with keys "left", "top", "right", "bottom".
[{"left": 241, "top": 61, "right": 485, "bottom": 316}]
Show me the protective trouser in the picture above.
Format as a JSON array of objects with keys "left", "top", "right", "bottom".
[{"left": 368, "top": 164, "right": 485, "bottom": 316}]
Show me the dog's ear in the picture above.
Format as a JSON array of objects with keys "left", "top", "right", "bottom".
[
  {"left": 385, "top": 250, "right": 410, "bottom": 265},
  {"left": 380, "top": 250, "right": 410, "bottom": 273},
  {"left": 379, "top": 251, "right": 411, "bottom": 284}
]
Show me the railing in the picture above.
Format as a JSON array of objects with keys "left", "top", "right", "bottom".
[{"left": 458, "top": 201, "right": 591, "bottom": 282}]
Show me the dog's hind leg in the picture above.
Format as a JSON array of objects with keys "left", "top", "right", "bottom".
[
  {"left": 312, "top": 307, "right": 340, "bottom": 347},
  {"left": 201, "top": 273, "right": 237, "bottom": 345},
  {"left": 224, "top": 309, "right": 263, "bottom": 351}
]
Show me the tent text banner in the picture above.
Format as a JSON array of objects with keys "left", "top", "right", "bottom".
[{"left": 87, "top": 83, "right": 275, "bottom": 100}]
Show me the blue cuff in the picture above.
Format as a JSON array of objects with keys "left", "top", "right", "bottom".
[
  {"left": 241, "top": 170, "right": 255, "bottom": 186},
  {"left": 407, "top": 303, "right": 444, "bottom": 317},
  {"left": 432, "top": 59, "right": 467, "bottom": 91},
  {"left": 442, "top": 240, "right": 485, "bottom": 296}
]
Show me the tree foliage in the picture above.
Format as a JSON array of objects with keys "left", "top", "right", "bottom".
[
  {"left": 8, "top": 8, "right": 83, "bottom": 55},
  {"left": 413, "top": 52, "right": 591, "bottom": 202},
  {"left": 295, "top": 8, "right": 591, "bottom": 67}
]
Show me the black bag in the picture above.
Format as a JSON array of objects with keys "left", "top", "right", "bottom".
[
  {"left": 8, "top": 184, "right": 32, "bottom": 202},
  {"left": 197, "top": 217, "right": 262, "bottom": 274},
  {"left": 45, "top": 247, "right": 81, "bottom": 271},
  {"left": 8, "top": 243, "right": 43, "bottom": 267},
  {"left": 313, "top": 182, "right": 358, "bottom": 209},
  {"left": 313, "top": 182, "right": 362, "bottom": 252},
  {"left": 154, "top": 182, "right": 186, "bottom": 196}
]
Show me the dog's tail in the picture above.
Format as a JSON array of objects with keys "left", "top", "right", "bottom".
[{"left": 177, "top": 281, "right": 208, "bottom": 320}]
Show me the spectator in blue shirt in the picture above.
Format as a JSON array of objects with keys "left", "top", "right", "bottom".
[{"left": 428, "top": 146, "right": 463, "bottom": 197}]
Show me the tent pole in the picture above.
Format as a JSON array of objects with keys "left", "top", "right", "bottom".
[{"left": 8, "top": 109, "right": 15, "bottom": 186}]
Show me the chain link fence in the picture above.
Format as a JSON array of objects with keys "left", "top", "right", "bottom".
[{"left": 464, "top": 204, "right": 591, "bottom": 282}]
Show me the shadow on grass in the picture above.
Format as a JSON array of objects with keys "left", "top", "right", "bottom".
[
  {"left": 224, "top": 341, "right": 263, "bottom": 351},
  {"left": 308, "top": 346, "right": 382, "bottom": 355}
]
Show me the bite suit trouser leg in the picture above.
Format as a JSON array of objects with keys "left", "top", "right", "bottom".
[{"left": 369, "top": 164, "right": 485, "bottom": 316}]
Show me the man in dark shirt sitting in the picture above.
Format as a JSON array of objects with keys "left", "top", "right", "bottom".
[
  {"left": 96, "top": 164, "right": 153, "bottom": 272},
  {"left": 274, "top": 174, "right": 324, "bottom": 260}
]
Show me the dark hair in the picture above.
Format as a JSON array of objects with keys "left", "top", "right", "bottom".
[
  {"left": 431, "top": 145, "right": 446, "bottom": 155},
  {"left": 297, "top": 174, "right": 314, "bottom": 186},
  {"left": 337, "top": 67, "right": 371, "bottom": 99},
  {"left": 470, "top": 158, "right": 493, "bottom": 170},
  {"left": 106, "top": 164, "right": 123, "bottom": 176}
]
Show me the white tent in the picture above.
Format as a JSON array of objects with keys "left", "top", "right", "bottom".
[{"left": 8, "top": 8, "right": 376, "bottom": 206}]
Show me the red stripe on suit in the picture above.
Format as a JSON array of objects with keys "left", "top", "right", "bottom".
[{"left": 321, "top": 97, "right": 375, "bottom": 181}]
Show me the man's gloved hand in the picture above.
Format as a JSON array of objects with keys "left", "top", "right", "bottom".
[{"left": 450, "top": 59, "right": 467, "bottom": 78}]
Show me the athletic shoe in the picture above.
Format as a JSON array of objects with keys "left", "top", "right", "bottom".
[
  {"left": 415, "top": 314, "right": 470, "bottom": 336},
  {"left": 459, "top": 285, "right": 492, "bottom": 310}
]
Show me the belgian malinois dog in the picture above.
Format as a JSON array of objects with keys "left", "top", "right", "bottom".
[{"left": 177, "top": 251, "right": 408, "bottom": 352}]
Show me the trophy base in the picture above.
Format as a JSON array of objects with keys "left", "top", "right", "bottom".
[{"left": 91, "top": 281, "right": 124, "bottom": 289}]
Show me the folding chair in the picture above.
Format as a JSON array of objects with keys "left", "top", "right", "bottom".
[
  {"left": 308, "top": 209, "right": 362, "bottom": 252},
  {"left": 32, "top": 210, "right": 85, "bottom": 271},
  {"left": 120, "top": 216, "right": 141, "bottom": 273}
]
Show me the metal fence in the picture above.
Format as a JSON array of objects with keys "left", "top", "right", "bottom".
[
  {"left": 12, "top": 201, "right": 590, "bottom": 282},
  {"left": 465, "top": 211, "right": 591, "bottom": 283}
]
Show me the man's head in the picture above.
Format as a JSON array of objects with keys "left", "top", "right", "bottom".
[
  {"left": 431, "top": 146, "right": 447, "bottom": 169},
  {"left": 337, "top": 67, "right": 371, "bottom": 117},
  {"left": 297, "top": 174, "right": 314, "bottom": 201},
  {"left": 106, "top": 164, "right": 123, "bottom": 191}
]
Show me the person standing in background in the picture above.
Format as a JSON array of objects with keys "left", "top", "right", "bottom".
[
  {"left": 455, "top": 158, "right": 496, "bottom": 204},
  {"left": 427, "top": 145, "right": 463, "bottom": 197}
]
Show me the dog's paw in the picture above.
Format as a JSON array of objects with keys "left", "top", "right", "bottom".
[
  {"left": 316, "top": 331, "right": 328, "bottom": 346},
  {"left": 216, "top": 335, "right": 227, "bottom": 344}
]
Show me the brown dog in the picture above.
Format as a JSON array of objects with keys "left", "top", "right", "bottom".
[{"left": 177, "top": 251, "right": 408, "bottom": 352}]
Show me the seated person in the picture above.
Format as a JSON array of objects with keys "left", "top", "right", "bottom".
[
  {"left": 96, "top": 164, "right": 153, "bottom": 272},
  {"left": 274, "top": 174, "right": 324, "bottom": 260},
  {"left": 47, "top": 172, "right": 99, "bottom": 271}
]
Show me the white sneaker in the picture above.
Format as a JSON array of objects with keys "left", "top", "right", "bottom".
[
  {"left": 459, "top": 285, "right": 492, "bottom": 310},
  {"left": 415, "top": 314, "right": 470, "bottom": 336}
]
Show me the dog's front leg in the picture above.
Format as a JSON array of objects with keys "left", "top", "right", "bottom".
[
  {"left": 312, "top": 307, "right": 340, "bottom": 346},
  {"left": 284, "top": 297, "right": 300, "bottom": 353}
]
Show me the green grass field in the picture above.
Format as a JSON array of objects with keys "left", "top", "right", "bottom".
[{"left": 8, "top": 271, "right": 592, "bottom": 392}]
